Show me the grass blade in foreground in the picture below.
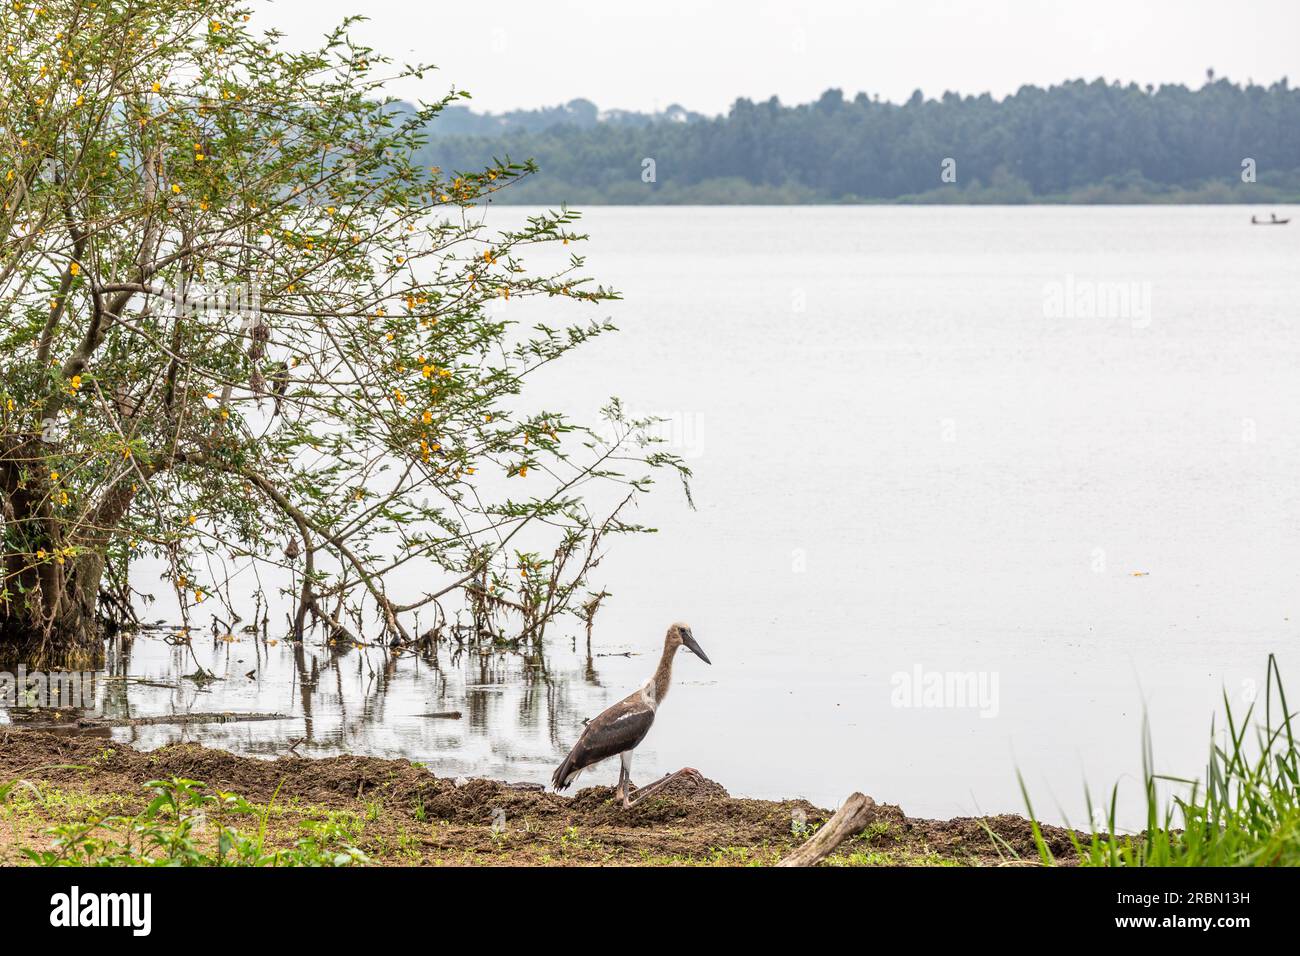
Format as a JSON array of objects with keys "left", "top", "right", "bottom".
[{"left": 1025, "top": 655, "right": 1300, "bottom": 866}]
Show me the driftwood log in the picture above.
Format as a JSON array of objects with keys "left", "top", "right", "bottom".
[
  {"left": 777, "top": 792, "right": 878, "bottom": 867},
  {"left": 78, "top": 712, "right": 293, "bottom": 728}
]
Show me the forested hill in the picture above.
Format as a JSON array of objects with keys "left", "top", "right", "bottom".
[{"left": 415, "top": 78, "right": 1300, "bottom": 204}]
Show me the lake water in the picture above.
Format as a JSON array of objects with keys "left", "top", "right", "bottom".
[{"left": 7, "top": 206, "right": 1300, "bottom": 830}]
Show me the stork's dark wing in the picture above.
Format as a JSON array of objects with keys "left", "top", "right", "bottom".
[{"left": 552, "top": 696, "right": 654, "bottom": 790}]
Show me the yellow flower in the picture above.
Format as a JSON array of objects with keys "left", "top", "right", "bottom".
[
  {"left": 171, "top": 183, "right": 181, "bottom": 194},
  {"left": 69, "top": 262, "right": 79, "bottom": 276},
  {"left": 49, "top": 470, "right": 59, "bottom": 480},
  {"left": 518, "top": 466, "right": 528, "bottom": 478},
  {"left": 151, "top": 81, "right": 160, "bottom": 93},
  {"left": 187, "top": 514, "right": 196, "bottom": 525},
  {"left": 421, "top": 410, "right": 432, "bottom": 425},
  {"left": 36, "top": 549, "right": 46, "bottom": 559}
]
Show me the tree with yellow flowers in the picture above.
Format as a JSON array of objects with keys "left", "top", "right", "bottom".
[{"left": 0, "top": 1, "right": 686, "bottom": 659}]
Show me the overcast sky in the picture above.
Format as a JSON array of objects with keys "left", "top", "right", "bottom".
[{"left": 255, "top": 0, "right": 1298, "bottom": 115}]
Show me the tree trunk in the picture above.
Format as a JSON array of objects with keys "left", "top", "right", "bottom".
[
  {"left": 2, "top": 433, "right": 137, "bottom": 662},
  {"left": 0, "top": 550, "right": 107, "bottom": 665},
  {"left": 55, "top": 552, "right": 107, "bottom": 642}
]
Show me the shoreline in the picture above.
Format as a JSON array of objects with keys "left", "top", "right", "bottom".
[{"left": 0, "top": 729, "right": 1080, "bottom": 866}]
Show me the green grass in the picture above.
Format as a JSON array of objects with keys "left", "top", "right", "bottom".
[
  {"left": 14, "top": 777, "right": 369, "bottom": 867},
  {"left": 1026, "top": 654, "right": 1300, "bottom": 866}
]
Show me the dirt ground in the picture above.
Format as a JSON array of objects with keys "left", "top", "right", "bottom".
[{"left": 0, "top": 728, "right": 1082, "bottom": 866}]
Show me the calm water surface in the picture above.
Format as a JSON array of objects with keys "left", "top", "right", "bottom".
[{"left": 6, "top": 206, "right": 1299, "bottom": 828}]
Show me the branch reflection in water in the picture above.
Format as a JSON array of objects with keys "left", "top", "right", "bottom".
[{"left": 0, "top": 623, "right": 628, "bottom": 787}]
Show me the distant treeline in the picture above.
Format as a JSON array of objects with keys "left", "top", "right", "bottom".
[
  {"left": 416, "top": 98, "right": 707, "bottom": 136},
  {"left": 414, "top": 78, "right": 1300, "bottom": 204}
]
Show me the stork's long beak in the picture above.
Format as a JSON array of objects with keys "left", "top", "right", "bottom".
[{"left": 683, "top": 633, "right": 712, "bottom": 665}]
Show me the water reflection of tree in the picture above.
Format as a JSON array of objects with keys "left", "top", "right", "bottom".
[
  {"left": 52, "top": 624, "right": 616, "bottom": 780},
  {"left": 101, "top": 631, "right": 134, "bottom": 722},
  {"left": 290, "top": 641, "right": 319, "bottom": 740}
]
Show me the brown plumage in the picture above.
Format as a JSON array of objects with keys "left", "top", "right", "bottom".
[
  {"left": 552, "top": 622, "right": 711, "bottom": 807},
  {"left": 552, "top": 697, "right": 654, "bottom": 791}
]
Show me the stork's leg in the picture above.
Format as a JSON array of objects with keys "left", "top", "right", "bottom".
[
  {"left": 614, "top": 750, "right": 634, "bottom": 808},
  {"left": 625, "top": 767, "right": 704, "bottom": 807}
]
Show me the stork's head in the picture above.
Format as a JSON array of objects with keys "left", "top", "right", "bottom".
[{"left": 667, "top": 622, "right": 711, "bottom": 664}]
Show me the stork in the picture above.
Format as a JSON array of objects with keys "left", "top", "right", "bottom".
[{"left": 552, "top": 622, "right": 711, "bottom": 807}]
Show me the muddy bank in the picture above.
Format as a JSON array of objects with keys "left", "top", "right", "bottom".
[{"left": 0, "top": 729, "right": 1081, "bottom": 866}]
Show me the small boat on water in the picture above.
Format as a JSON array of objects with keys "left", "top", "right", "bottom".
[{"left": 1251, "top": 213, "right": 1291, "bottom": 225}]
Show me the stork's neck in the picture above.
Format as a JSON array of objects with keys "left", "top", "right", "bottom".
[{"left": 649, "top": 640, "right": 677, "bottom": 706}]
